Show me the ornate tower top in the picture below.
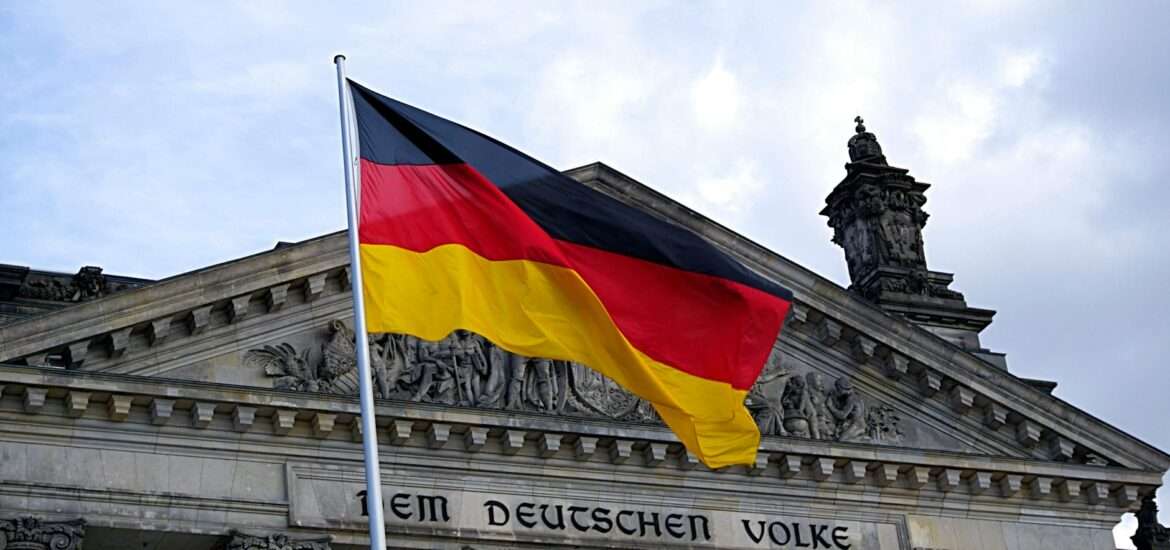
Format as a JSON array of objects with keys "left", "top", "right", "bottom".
[
  {"left": 821, "top": 118, "right": 1003, "bottom": 367},
  {"left": 847, "top": 116, "right": 887, "bottom": 165}
]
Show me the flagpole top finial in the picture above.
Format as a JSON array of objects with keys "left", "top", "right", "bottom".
[{"left": 334, "top": 54, "right": 347, "bottom": 64}]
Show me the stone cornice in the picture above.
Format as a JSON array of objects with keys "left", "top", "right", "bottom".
[
  {"left": 0, "top": 363, "right": 1157, "bottom": 522},
  {"left": 566, "top": 162, "right": 1170, "bottom": 473},
  {"left": 0, "top": 232, "right": 349, "bottom": 363}
]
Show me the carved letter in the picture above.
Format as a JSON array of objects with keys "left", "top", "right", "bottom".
[
  {"left": 743, "top": 520, "right": 766, "bottom": 544},
  {"left": 484, "top": 500, "right": 510, "bottom": 526},
  {"left": 591, "top": 508, "right": 613, "bottom": 533},
  {"left": 568, "top": 506, "right": 590, "bottom": 532},
  {"left": 768, "top": 521, "right": 792, "bottom": 545},
  {"left": 389, "top": 493, "right": 411, "bottom": 520},
  {"left": 638, "top": 511, "right": 661, "bottom": 538},
  {"left": 793, "top": 522, "right": 811, "bottom": 547},
  {"left": 516, "top": 503, "right": 537, "bottom": 528},
  {"left": 417, "top": 495, "right": 449, "bottom": 522},
  {"left": 689, "top": 515, "right": 711, "bottom": 542},
  {"left": 833, "top": 526, "right": 852, "bottom": 549},
  {"left": 810, "top": 524, "right": 832, "bottom": 548},
  {"left": 540, "top": 504, "right": 565, "bottom": 530},
  {"left": 664, "top": 513, "right": 686, "bottom": 539},
  {"left": 615, "top": 510, "right": 638, "bottom": 535}
]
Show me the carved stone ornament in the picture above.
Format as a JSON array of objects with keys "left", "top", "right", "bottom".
[
  {"left": 248, "top": 321, "right": 659, "bottom": 423},
  {"left": 15, "top": 266, "right": 131, "bottom": 303},
  {"left": 847, "top": 116, "right": 887, "bottom": 165},
  {"left": 219, "top": 530, "right": 332, "bottom": 550},
  {"left": 1133, "top": 495, "right": 1170, "bottom": 550},
  {"left": 746, "top": 361, "right": 902, "bottom": 444},
  {"left": 250, "top": 320, "right": 899, "bottom": 444},
  {"left": 0, "top": 516, "right": 85, "bottom": 550},
  {"left": 820, "top": 117, "right": 972, "bottom": 305}
]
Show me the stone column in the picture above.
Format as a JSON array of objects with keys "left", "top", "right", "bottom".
[
  {"left": 220, "top": 530, "right": 332, "bottom": 550},
  {"left": 0, "top": 516, "right": 85, "bottom": 550}
]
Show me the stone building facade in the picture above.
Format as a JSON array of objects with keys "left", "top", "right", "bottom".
[{"left": 0, "top": 124, "right": 1165, "bottom": 549}]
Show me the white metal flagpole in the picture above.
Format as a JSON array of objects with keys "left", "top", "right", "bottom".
[{"left": 333, "top": 54, "right": 388, "bottom": 550}]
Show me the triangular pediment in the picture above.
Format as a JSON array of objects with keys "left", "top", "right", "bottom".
[{"left": 0, "top": 163, "right": 1165, "bottom": 478}]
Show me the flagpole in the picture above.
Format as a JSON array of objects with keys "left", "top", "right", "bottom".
[{"left": 333, "top": 54, "right": 388, "bottom": 550}]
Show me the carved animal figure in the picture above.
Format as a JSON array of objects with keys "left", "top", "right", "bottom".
[
  {"left": 320, "top": 320, "right": 357, "bottom": 381},
  {"left": 246, "top": 343, "right": 317, "bottom": 392}
]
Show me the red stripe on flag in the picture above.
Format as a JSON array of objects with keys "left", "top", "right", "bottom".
[
  {"left": 358, "top": 160, "right": 790, "bottom": 388},
  {"left": 359, "top": 160, "right": 567, "bottom": 266},
  {"left": 561, "top": 242, "right": 789, "bottom": 391}
]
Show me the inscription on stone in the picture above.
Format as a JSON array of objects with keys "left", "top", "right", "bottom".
[
  {"left": 292, "top": 464, "right": 903, "bottom": 549},
  {"left": 355, "top": 488, "right": 855, "bottom": 548},
  {"left": 482, "top": 500, "right": 711, "bottom": 542}
]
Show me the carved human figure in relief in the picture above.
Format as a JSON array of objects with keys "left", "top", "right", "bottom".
[
  {"left": 72, "top": 265, "right": 108, "bottom": 301},
  {"left": 474, "top": 344, "right": 508, "bottom": 408},
  {"left": 828, "top": 377, "right": 867, "bottom": 442},
  {"left": 506, "top": 354, "right": 530, "bottom": 410},
  {"left": 411, "top": 339, "right": 456, "bottom": 404},
  {"left": 780, "top": 375, "right": 814, "bottom": 438},
  {"left": 748, "top": 367, "right": 791, "bottom": 436},
  {"left": 879, "top": 210, "right": 923, "bottom": 267},
  {"left": 451, "top": 331, "right": 480, "bottom": 406},
  {"left": 370, "top": 334, "right": 408, "bottom": 399},
  {"left": 507, "top": 355, "right": 563, "bottom": 412},
  {"left": 804, "top": 372, "right": 835, "bottom": 440}
]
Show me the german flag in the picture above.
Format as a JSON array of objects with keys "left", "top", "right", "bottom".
[{"left": 349, "top": 81, "right": 793, "bottom": 468}]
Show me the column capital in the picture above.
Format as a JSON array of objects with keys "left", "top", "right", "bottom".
[{"left": 0, "top": 516, "right": 86, "bottom": 550}]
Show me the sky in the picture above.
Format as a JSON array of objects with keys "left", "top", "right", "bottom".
[{"left": 1, "top": 1, "right": 1167, "bottom": 546}]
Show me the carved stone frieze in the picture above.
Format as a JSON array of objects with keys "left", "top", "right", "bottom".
[
  {"left": 0, "top": 516, "right": 85, "bottom": 550},
  {"left": 746, "top": 363, "right": 902, "bottom": 444},
  {"left": 219, "top": 530, "right": 331, "bottom": 550},
  {"left": 249, "top": 321, "right": 659, "bottom": 423},
  {"left": 15, "top": 266, "right": 145, "bottom": 303},
  {"left": 249, "top": 319, "right": 902, "bottom": 444}
]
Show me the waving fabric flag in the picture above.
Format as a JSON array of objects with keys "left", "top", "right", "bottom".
[{"left": 349, "top": 80, "right": 793, "bottom": 468}]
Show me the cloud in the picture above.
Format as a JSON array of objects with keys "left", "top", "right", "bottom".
[
  {"left": 911, "top": 77, "right": 1007, "bottom": 165},
  {"left": 691, "top": 57, "right": 741, "bottom": 132},
  {"left": 536, "top": 51, "right": 651, "bottom": 145},
  {"left": 1001, "top": 49, "right": 1044, "bottom": 87},
  {"left": 684, "top": 159, "right": 764, "bottom": 215}
]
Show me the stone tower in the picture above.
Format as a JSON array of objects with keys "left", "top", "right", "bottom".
[{"left": 821, "top": 117, "right": 1005, "bottom": 368}]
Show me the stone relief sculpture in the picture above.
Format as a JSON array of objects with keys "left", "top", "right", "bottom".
[
  {"left": 245, "top": 320, "right": 405, "bottom": 398},
  {"left": 220, "top": 530, "right": 332, "bottom": 550},
  {"left": 747, "top": 361, "right": 902, "bottom": 444},
  {"left": 0, "top": 516, "right": 86, "bottom": 550},
  {"left": 249, "top": 319, "right": 903, "bottom": 442},
  {"left": 247, "top": 322, "right": 658, "bottom": 422},
  {"left": 16, "top": 265, "right": 143, "bottom": 303}
]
